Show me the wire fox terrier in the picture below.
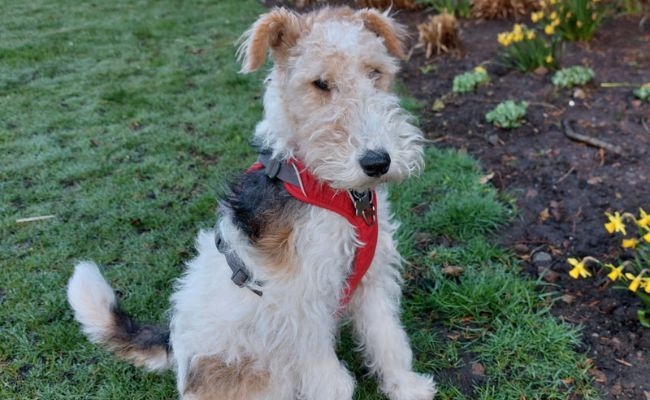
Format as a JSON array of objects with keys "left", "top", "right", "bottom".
[{"left": 67, "top": 6, "right": 436, "bottom": 400}]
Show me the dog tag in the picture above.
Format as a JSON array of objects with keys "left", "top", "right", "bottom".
[{"left": 350, "top": 190, "right": 376, "bottom": 226}]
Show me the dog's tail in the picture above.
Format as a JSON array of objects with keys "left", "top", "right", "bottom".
[{"left": 67, "top": 262, "right": 172, "bottom": 372}]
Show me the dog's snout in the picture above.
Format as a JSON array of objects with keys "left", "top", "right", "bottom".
[{"left": 359, "top": 150, "right": 391, "bottom": 177}]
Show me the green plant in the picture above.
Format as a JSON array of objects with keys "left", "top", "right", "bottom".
[
  {"left": 616, "top": 0, "right": 642, "bottom": 14},
  {"left": 567, "top": 209, "right": 650, "bottom": 327},
  {"left": 485, "top": 100, "right": 528, "bottom": 129},
  {"left": 452, "top": 66, "right": 490, "bottom": 94},
  {"left": 634, "top": 83, "right": 650, "bottom": 102},
  {"left": 497, "top": 23, "right": 558, "bottom": 71},
  {"left": 551, "top": 65, "right": 595, "bottom": 87},
  {"left": 532, "top": 0, "right": 605, "bottom": 41},
  {"left": 417, "top": 0, "right": 473, "bottom": 18}
]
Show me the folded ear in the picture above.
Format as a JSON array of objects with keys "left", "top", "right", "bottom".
[
  {"left": 237, "top": 8, "right": 303, "bottom": 73},
  {"left": 357, "top": 9, "right": 407, "bottom": 60}
]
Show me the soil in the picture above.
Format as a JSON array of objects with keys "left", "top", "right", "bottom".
[
  {"left": 265, "top": 2, "right": 650, "bottom": 398},
  {"left": 397, "top": 10, "right": 650, "bottom": 400}
]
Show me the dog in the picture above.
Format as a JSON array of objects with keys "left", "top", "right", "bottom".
[{"left": 67, "top": 6, "right": 436, "bottom": 400}]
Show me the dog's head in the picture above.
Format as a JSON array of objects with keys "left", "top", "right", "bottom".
[{"left": 238, "top": 6, "right": 423, "bottom": 191}]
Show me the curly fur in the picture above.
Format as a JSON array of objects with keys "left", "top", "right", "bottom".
[{"left": 67, "top": 6, "right": 436, "bottom": 400}]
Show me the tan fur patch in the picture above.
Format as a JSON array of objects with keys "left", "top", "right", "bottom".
[
  {"left": 256, "top": 225, "right": 297, "bottom": 272},
  {"left": 184, "top": 355, "right": 269, "bottom": 400},
  {"left": 241, "top": 8, "right": 304, "bottom": 72},
  {"left": 356, "top": 9, "right": 406, "bottom": 60}
]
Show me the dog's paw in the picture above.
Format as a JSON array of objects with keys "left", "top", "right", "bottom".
[{"left": 381, "top": 371, "right": 436, "bottom": 400}]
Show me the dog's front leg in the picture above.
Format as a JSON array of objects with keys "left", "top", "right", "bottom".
[
  {"left": 349, "top": 246, "right": 436, "bottom": 400},
  {"left": 295, "top": 332, "right": 355, "bottom": 400}
]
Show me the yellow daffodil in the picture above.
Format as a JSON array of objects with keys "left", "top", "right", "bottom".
[
  {"left": 544, "top": 24, "right": 555, "bottom": 35},
  {"left": 568, "top": 258, "right": 592, "bottom": 279},
  {"left": 622, "top": 238, "right": 639, "bottom": 249},
  {"left": 643, "top": 231, "right": 650, "bottom": 243},
  {"left": 550, "top": 11, "right": 558, "bottom": 20},
  {"left": 626, "top": 272, "right": 644, "bottom": 293},
  {"left": 550, "top": 0, "right": 557, "bottom": 4},
  {"left": 637, "top": 209, "right": 650, "bottom": 229},
  {"left": 605, "top": 211, "right": 627, "bottom": 235},
  {"left": 526, "top": 30, "right": 536, "bottom": 40},
  {"left": 576, "top": 20, "right": 583, "bottom": 28},
  {"left": 474, "top": 66, "right": 487, "bottom": 74},
  {"left": 498, "top": 32, "right": 512, "bottom": 47},
  {"left": 531, "top": 11, "right": 545, "bottom": 23},
  {"left": 545, "top": 54, "right": 554, "bottom": 64},
  {"left": 606, "top": 264, "right": 625, "bottom": 281}
]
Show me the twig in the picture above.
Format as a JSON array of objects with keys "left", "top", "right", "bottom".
[
  {"left": 562, "top": 120, "right": 626, "bottom": 156},
  {"left": 615, "top": 358, "right": 633, "bottom": 367},
  {"left": 16, "top": 215, "right": 56, "bottom": 223},
  {"left": 555, "top": 166, "right": 575, "bottom": 184},
  {"left": 600, "top": 82, "right": 637, "bottom": 88}
]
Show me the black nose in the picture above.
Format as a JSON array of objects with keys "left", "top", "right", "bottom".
[{"left": 359, "top": 150, "right": 391, "bottom": 177}]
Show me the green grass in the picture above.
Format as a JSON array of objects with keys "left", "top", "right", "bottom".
[{"left": 1, "top": 1, "right": 597, "bottom": 399}]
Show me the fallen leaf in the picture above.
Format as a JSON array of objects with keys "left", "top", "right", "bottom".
[
  {"left": 587, "top": 176, "right": 603, "bottom": 185},
  {"left": 561, "top": 294, "right": 576, "bottom": 304},
  {"left": 561, "top": 377, "right": 574, "bottom": 385},
  {"left": 432, "top": 99, "right": 445, "bottom": 112},
  {"left": 539, "top": 207, "right": 550, "bottom": 222},
  {"left": 471, "top": 362, "right": 485, "bottom": 376},
  {"left": 643, "top": 390, "right": 650, "bottom": 400},
  {"left": 588, "top": 367, "right": 607, "bottom": 383},
  {"left": 441, "top": 265, "right": 464, "bottom": 277},
  {"left": 479, "top": 172, "right": 494, "bottom": 184}
]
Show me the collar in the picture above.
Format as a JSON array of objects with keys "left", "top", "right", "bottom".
[{"left": 252, "top": 152, "right": 379, "bottom": 306}]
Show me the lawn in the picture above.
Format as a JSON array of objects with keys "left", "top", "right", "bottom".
[{"left": 1, "top": 1, "right": 597, "bottom": 399}]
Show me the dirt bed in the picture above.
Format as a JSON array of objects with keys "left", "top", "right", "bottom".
[{"left": 397, "top": 10, "right": 650, "bottom": 400}]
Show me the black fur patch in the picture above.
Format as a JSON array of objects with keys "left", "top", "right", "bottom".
[
  {"left": 223, "top": 169, "right": 303, "bottom": 241},
  {"left": 109, "top": 305, "right": 171, "bottom": 354}
]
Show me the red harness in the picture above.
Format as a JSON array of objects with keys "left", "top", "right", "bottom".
[{"left": 249, "top": 158, "right": 378, "bottom": 306}]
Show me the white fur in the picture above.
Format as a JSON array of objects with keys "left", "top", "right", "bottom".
[
  {"left": 68, "top": 6, "right": 436, "bottom": 400},
  {"left": 67, "top": 261, "right": 117, "bottom": 344}
]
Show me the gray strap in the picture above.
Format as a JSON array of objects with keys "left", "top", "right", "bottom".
[
  {"left": 215, "top": 230, "right": 263, "bottom": 296},
  {"left": 257, "top": 152, "right": 302, "bottom": 188}
]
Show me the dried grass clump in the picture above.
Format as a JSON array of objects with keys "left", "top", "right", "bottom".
[
  {"left": 417, "top": 11, "right": 460, "bottom": 58},
  {"left": 356, "top": 0, "right": 421, "bottom": 10},
  {"left": 472, "top": 0, "right": 539, "bottom": 20}
]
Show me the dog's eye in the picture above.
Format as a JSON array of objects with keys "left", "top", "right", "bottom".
[
  {"left": 312, "top": 79, "right": 330, "bottom": 92},
  {"left": 368, "top": 69, "right": 382, "bottom": 81}
]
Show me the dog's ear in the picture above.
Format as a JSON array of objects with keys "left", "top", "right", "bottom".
[
  {"left": 237, "top": 8, "right": 303, "bottom": 73},
  {"left": 357, "top": 9, "right": 407, "bottom": 60}
]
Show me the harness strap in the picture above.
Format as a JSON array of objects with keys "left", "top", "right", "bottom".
[
  {"left": 215, "top": 231, "right": 263, "bottom": 296},
  {"left": 217, "top": 153, "right": 379, "bottom": 307}
]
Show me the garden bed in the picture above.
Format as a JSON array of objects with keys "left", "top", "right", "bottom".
[{"left": 397, "top": 9, "right": 650, "bottom": 400}]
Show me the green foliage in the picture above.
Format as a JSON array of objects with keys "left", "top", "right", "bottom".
[
  {"left": 417, "top": 0, "right": 472, "bottom": 18},
  {"left": 551, "top": 65, "right": 595, "bottom": 87},
  {"left": 452, "top": 67, "right": 490, "bottom": 94},
  {"left": 485, "top": 100, "right": 528, "bottom": 129},
  {"left": 392, "top": 148, "right": 597, "bottom": 399},
  {"left": 634, "top": 84, "right": 650, "bottom": 102},
  {"left": 533, "top": 0, "right": 606, "bottom": 41}
]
